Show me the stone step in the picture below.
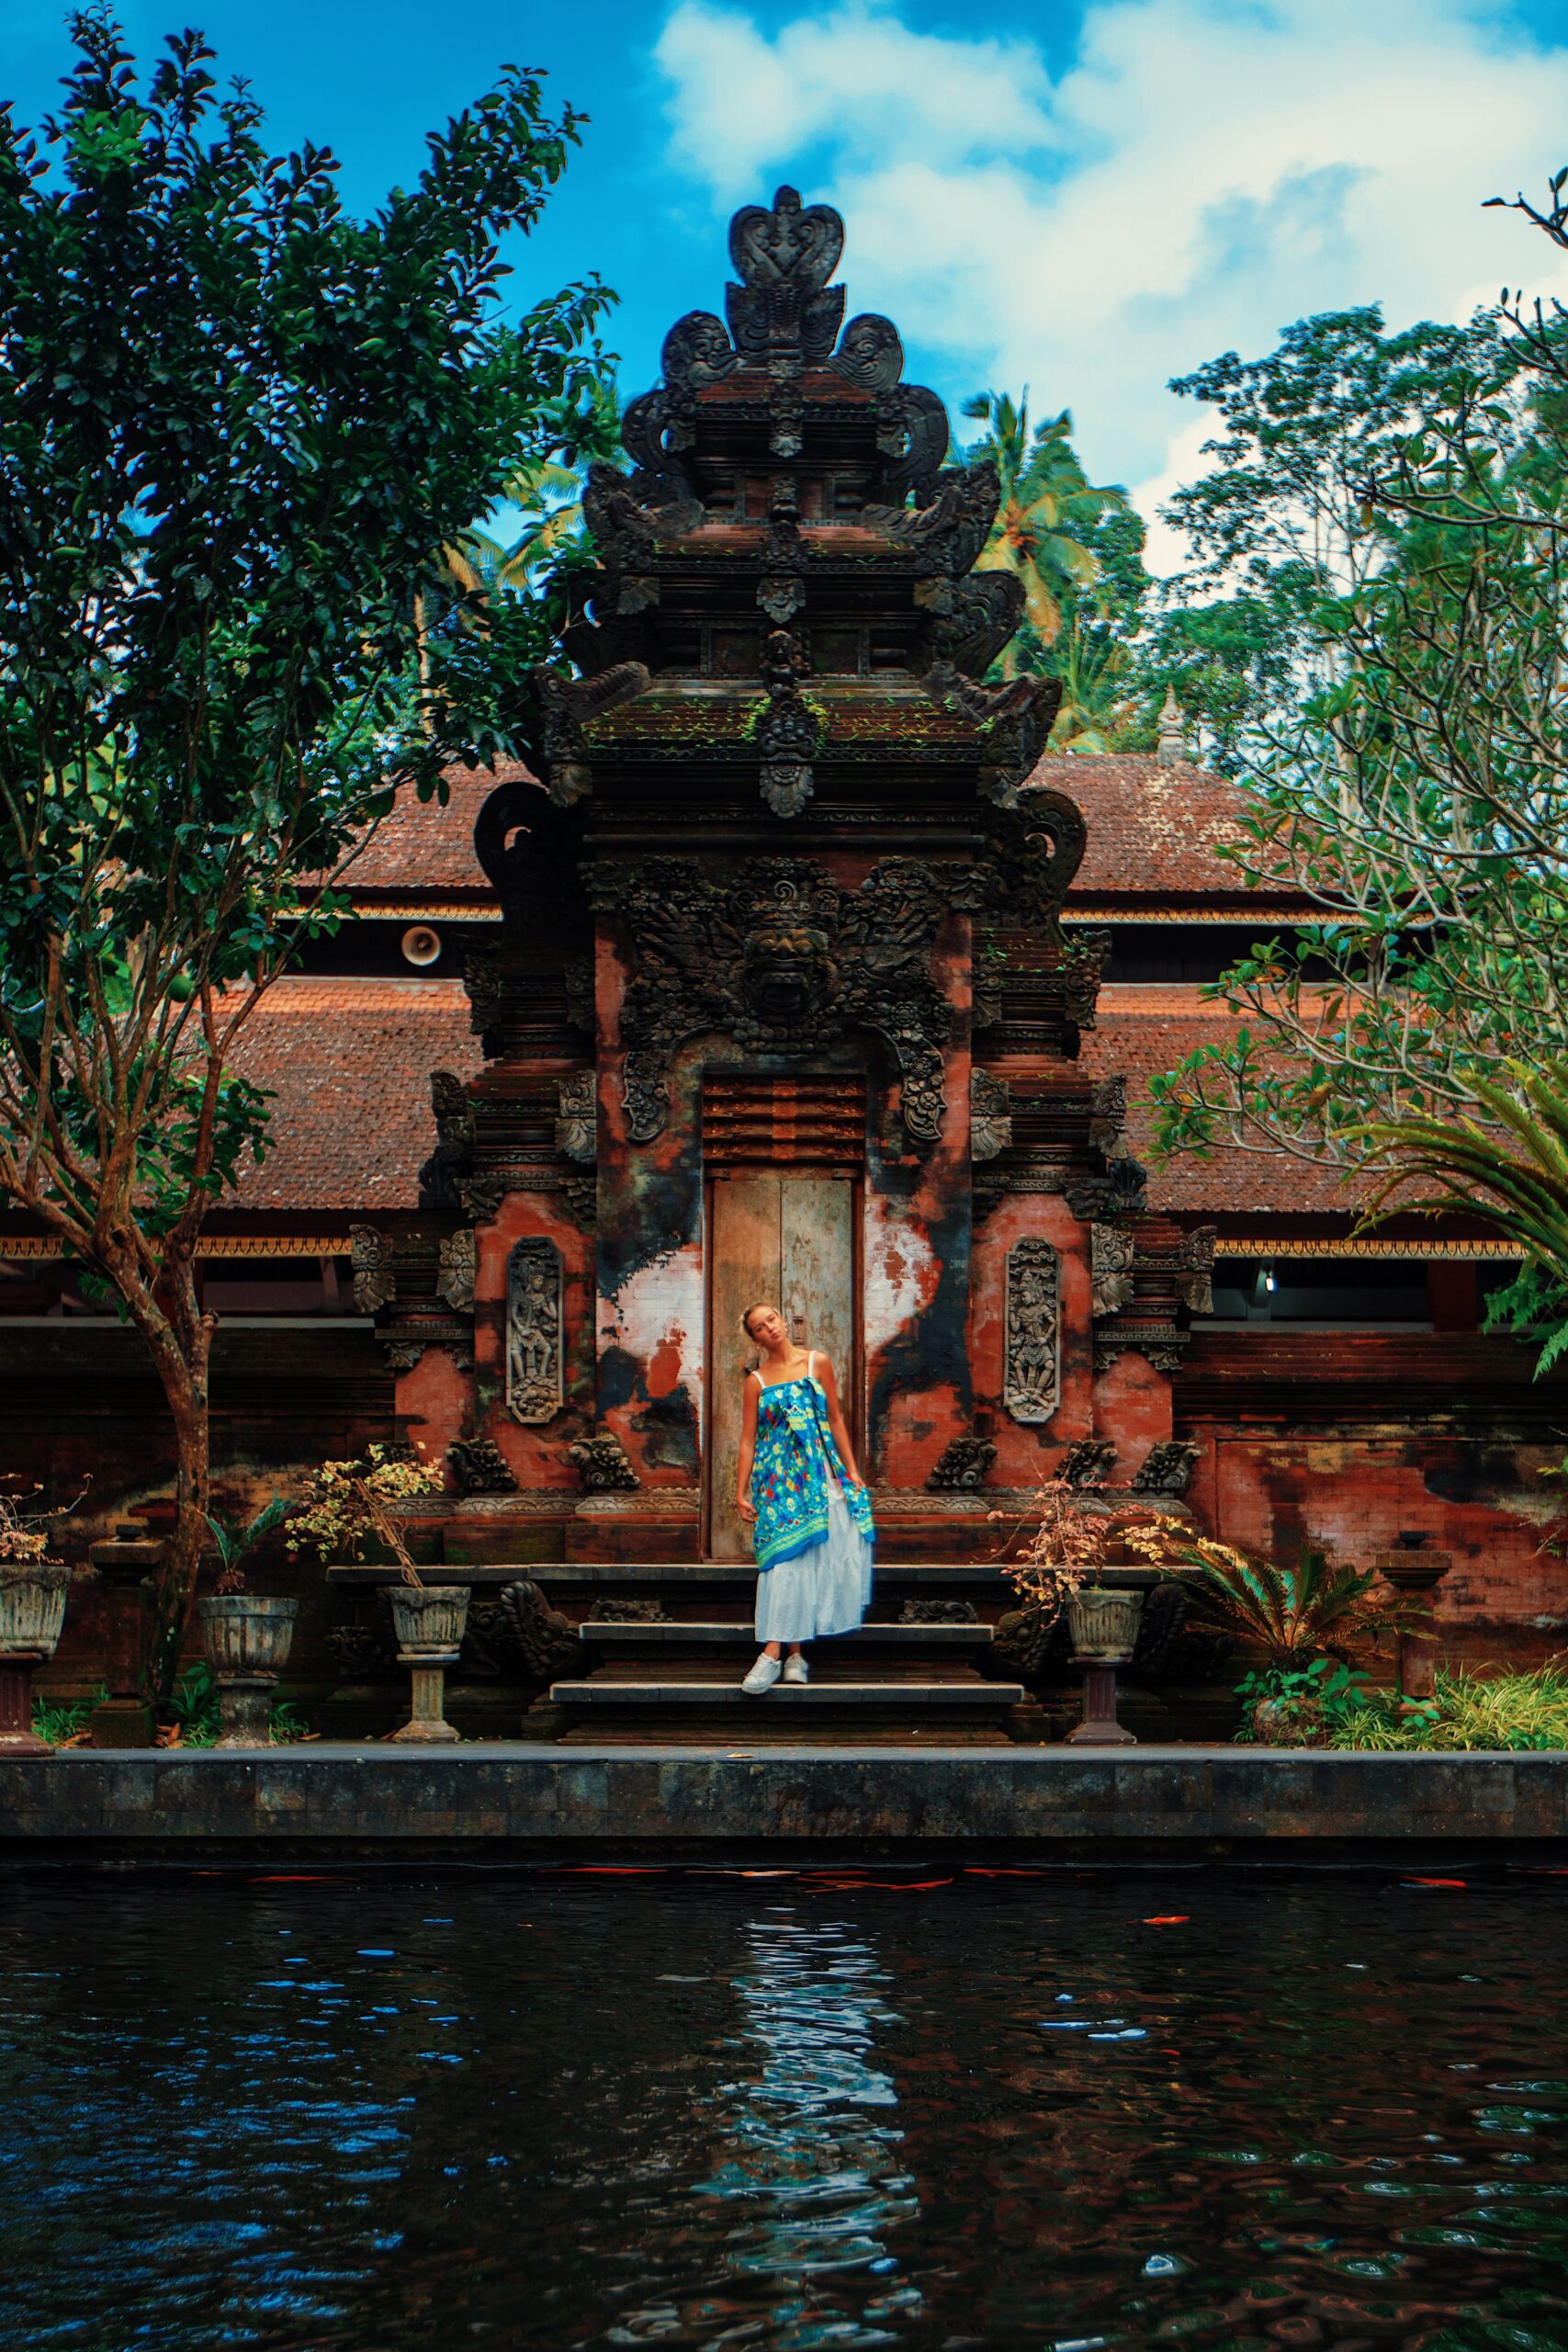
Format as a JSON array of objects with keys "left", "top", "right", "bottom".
[
  {"left": 328, "top": 1560, "right": 1014, "bottom": 1589},
  {"left": 578, "top": 1620, "right": 993, "bottom": 1650},
  {"left": 547, "top": 1678, "right": 1028, "bottom": 1707}
]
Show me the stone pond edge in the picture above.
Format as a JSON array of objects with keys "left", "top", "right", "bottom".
[{"left": 0, "top": 1747, "right": 1564, "bottom": 1849}]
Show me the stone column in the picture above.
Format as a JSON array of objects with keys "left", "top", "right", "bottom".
[{"left": 1375, "top": 1540, "right": 1451, "bottom": 1711}]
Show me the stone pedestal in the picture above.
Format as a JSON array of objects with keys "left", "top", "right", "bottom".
[
  {"left": 88, "top": 1525, "right": 164, "bottom": 1747},
  {"left": 199, "top": 1595, "right": 299, "bottom": 1749},
  {"left": 1065, "top": 1585, "right": 1145, "bottom": 1747},
  {"left": 1375, "top": 1541, "right": 1451, "bottom": 1713},
  {"left": 0, "top": 1563, "right": 71, "bottom": 1755},
  {"left": 385, "top": 1586, "right": 469, "bottom": 1745}
]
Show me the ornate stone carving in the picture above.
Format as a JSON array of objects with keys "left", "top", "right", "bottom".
[
  {"left": 918, "top": 572, "right": 1025, "bottom": 676},
  {"left": 926, "top": 1433, "right": 997, "bottom": 1491},
  {"left": 757, "top": 573, "right": 805, "bottom": 624},
  {"left": 588, "top": 855, "right": 962, "bottom": 1150},
  {"left": 447, "top": 1436, "right": 518, "bottom": 1494},
  {"left": 1058, "top": 1438, "right": 1118, "bottom": 1489},
  {"left": 1133, "top": 1442, "right": 1200, "bottom": 1497},
  {"left": 1067, "top": 1159, "right": 1149, "bottom": 1221},
  {"left": 560, "top": 1173, "right": 597, "bottom": 1229},
  {"left": 1090, "top": 1224, "right": 1136, "bottom": 1318},
  {"left": 1003, "top": 1238, "right": 1061, "bottom": 1423},
  {"left": 1094, "top": 1324, "right": 1188, "bottom": 1376},
  {"left": 726, "top": 185, "right": 845, "bottom": 364},
  {"left": 435, "top": 1227, "right": 476, "bottom": 1316},
  {"left": 458, "top": 1171, "right": 508, "bottom": 1227},
  {"left": 755, "top": 628, "right": 823, "bottom": 818},
  {"left": 970, "top": 1069, "right": 1012, "bottom": 1162},
  {"left": 922, "top": 660, "right": 1062, "bottom": 806},
  {"left": 555, "top": 1072, "right": 597, "bottom": 1166},
  {"left": 873, "top": 383, "right": 951, "bottom": 505},
  {"left": 1177, "top": 1226, "right": 1216, "bottom": 1317},
  {"left": 418, "top": 1070, "right": 475, "bottom": 1210},
  {"left": 377, "top": 1319, "right": 474, "bottom": 1375},
  {"left": 976, "top": 790, "right": 1088, "bottom": 929},
  {"left": 506, "top": 1238, "right": 563, "bottom": 1425},
  {"left": 349, "top": 1227, "right": 395, "bottom": 1316},
  {"left": 527, "top": 662, "right": 650, "bottom": 807},
  {"left": 501, "top": 1579, "right": 586, "bottom": 1681},
  {"left": 828, "top": 311, "right": 904, "bottom": 391},
  {"left": 1089, "top": 1076, "right": 1128, "bottom": 1157},
  {"left": 899, "top": 1598, "right": 982, "bottom": 1625},
  {"left": 568, "top": 1432, "right": 639, "bottom": 1493},
  {"left": 886, "top": 468, "right": 999, "bottom": 580}
]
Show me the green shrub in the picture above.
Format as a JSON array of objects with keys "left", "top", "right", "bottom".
[{"left": 1329, "top": 1667, "right": 1568, "bottom": 1751}]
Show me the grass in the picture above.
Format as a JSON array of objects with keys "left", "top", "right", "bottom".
[
  {"left": 1328, "top": 1666, "right": 1568, "bottom": 1751},
  {"left": 30, "top": 1685, "right": 106, "bottom": 1746},
  {"left": 156, "top": 1661, "right": 314, "bottom": 1747}
]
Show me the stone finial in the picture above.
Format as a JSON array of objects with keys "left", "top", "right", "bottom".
[{"left": 1156, "top": 685, "right": 1186, "bottom": 768}]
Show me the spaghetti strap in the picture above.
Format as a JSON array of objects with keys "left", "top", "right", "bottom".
[{"left": 807, "top": 1350, "right": 816, "bottom": 1383}]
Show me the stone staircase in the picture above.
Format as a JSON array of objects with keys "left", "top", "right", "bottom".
[{"left": 547, "top": 1613, "right": 1030, "bottom": 1745}]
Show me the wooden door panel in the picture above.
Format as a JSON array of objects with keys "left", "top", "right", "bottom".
[
  {"left": 782, "top": 1176, "right": 855, "bottom": 1430},
  {"left": 708, "top": 1175, "right": 780, "bottom": 1561}
]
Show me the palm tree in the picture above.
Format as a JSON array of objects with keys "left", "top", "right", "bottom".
[
  {"left": 962, "top": 391, "right": 1125, "bottom": 678},
  {"left": 442, "top": 378, "right": 624, "bottom": 604}
]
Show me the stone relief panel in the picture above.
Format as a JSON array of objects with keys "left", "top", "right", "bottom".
[
  {"left": 1003, "top": 1237, "right": 1061, "bottom": 1424},
  {"left": 505, "top": 1238, "right": 564, "bottom": 1426}
]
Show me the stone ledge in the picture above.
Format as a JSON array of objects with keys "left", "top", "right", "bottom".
[{"left": 1, "top": 1747, "right": 1564, "bottom": 1850}]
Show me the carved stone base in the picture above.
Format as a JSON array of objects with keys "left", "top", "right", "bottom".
[
  {"left": 213, "top": 1675, "right": 276, "bottom": 1750},
  {"left": 0, "top": 1656, "right": 50, "bottom": 1755},
  {"left": 1066, "top": 1659, "right": 1137, "bottom": 1746},
  {"left": 389, "top": 1655, "right": 461, "bottom": 1744}
]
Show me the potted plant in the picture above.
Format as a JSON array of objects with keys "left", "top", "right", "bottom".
[
  {"left": 0, "top": 1486, "right": 75, "bottom": 1755},
  {"left": 1121, "top": 1525, "right": 1419, "bottom": 1745},
  {"left": 288, "top": 1445, "right": 458, "bottom": 1741},
  {"left": 197, "top": 1495, "right": 298, "bottom": 1748},
  {"left": 997, "top": 1479, "right": 1169, "bottom": 1742}
]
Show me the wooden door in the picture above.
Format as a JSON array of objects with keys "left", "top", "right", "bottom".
[{"left": 707, "top": 1172, "right": 857, "bottom": 1558}]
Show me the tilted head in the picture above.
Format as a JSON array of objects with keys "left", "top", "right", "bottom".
[{"left": 742, "top": 1302, "right": 787, "bottom": 1351}]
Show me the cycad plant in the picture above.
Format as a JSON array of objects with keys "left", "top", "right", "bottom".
[
  {"left": 1356, "top": 1057, "right": 1568, "bottom": 1372},
  {"left": 204, "top": 1495, "right": 293, "bottom": 1597}
]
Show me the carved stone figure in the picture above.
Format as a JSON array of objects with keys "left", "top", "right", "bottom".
[
  {"left": 349, "top": 1227, "right": 395, "bottom": 1317},
  {"left": 755, "top": 628, "right": 822, "bottom": 817},
  {"left": 1133, "top": 1442, "right": 1200, "bottom": 1497},
  {"left": 568, "top": 1432, "right": 639, "bottom": 1493},
  {"left": 899, "top": 1598, "right": 982, "bottom": 1625},
  {"left": 970, "top": 1070, "right": 1012, "bottom": 1162},
  {"left": 418, "top": 1070, "right": 476, "bottom": 1210},
  {"left": 922, "top": 658, "right": 1062, "bottom": 806},
  {"left": 726, "top": 185, "right": 846, "bottom": 363},
  {"left": 501, "top": 1579, "right": 585, "bottom": 1681},
  {"left": 447, "top": 1435, "right": 518, "bottom": 1494},
  {"left": 1004, "top": 1238, "right": 1061, "bottom": 1423},
  {"left": 926, "top": 1433, "right": 997, "bottom": 1491},
  {"left": 1090, "top": 1224, "right": 1136, "bottom": 1319},
  {"left": 436, "top": 1227, "right": 476, "bottom": 1316},
  {"left": 1177, "top": 1227, "right": 1216, "bottom": 1317},
  {"left": 588, "top": 855, "right": 963, "bottom": 1149},
  {"left": 528, "top": 661, "right": 650, "bottom": 806},
  {"left": 506, "top": 1238, "right": 563, "bottom": 1425},
  {"left": 1058, "top": 1437, "right": 1118, "bottom": 1490},
  {"left": 976, "top": 789, "right": 1088, "bottom": 930},
  {"left": 555, "top": 1072, "right": 597, "bottom": 1167},
  {"left": 1089, "top": 1076, "right": 1128, "bottom": 1157},
  {"left": 919, "top": 571, "right": 1026, "bottom": 677}
]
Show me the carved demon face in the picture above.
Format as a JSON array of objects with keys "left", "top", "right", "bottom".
[{"left": 741, "top": 917, "right": 839, "bottom": 1028}]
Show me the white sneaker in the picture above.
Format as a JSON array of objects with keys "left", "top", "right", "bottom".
[
  {"left": 741, "top": 1652, "right": 782, "bottom": 1694},
  {"left": 782, "top": 1654, "right": 810, "bottom": 1685}
]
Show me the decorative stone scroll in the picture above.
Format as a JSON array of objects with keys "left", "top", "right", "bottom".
[
  {"left": 349, "top": 1227, "right": 395, "bottom": 1316},
  {"left": 505, "top": 1238, "right": 563, "bottom": 1425},
  {"left": 970, "top": 1070, "right": 1012, "bottom": 1162},
  {"left": 1003, "top": 1238, "right": 1061, "bottom": 1424},
  {"left": 1090, "top": 1224, "right": 1136, "bottom": 1319}
]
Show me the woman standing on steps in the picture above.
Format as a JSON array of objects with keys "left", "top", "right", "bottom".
[{"left": 734, "top": 1302, "right": 874, "bottom": 1695}]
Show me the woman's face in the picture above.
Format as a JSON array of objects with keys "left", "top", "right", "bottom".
[{"left": 746, "top": 1305, "right": 786, "bottom": 1351}]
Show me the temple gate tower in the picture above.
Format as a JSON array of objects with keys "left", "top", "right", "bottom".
[{"left": 384, "top": 187, "right": 1209, "bottom": 1566}]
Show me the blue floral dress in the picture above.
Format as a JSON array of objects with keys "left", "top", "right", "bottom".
[{"left": 750, "top": 1354, "right": 874, "bottom": 1642}]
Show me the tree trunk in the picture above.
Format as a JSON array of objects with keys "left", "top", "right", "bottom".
[{"left": 125, "top": 1286, "right": 217, "bottom": 1710}]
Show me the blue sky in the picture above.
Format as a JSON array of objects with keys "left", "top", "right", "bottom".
[{"left": 8, "top": 1, "right": 1568, "bottom": 564}]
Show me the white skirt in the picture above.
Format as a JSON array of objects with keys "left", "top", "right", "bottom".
[{"left": 754, "top": 1479, "right": 874, "bottom": 1643}]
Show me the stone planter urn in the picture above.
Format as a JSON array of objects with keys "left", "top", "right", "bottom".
[
  {"left": 198, "top": 1594, "right": 299, "bottom": 1748},
  {"left": 0, "top": 1563, "right": 71, "bottom": 1756},
  {"left": 384, "top": 1583, "right": 470, "bottom": 1744},
  {"left": 1064, "top": 1585, "right": 1146, "bottom": 1747}
]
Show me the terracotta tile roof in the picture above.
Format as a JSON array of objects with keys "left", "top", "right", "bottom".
[
  {"left": 339, "top": 753, "right": 1276, "bottom": 907},
  {"left": 231, "top": 979, "right": 481, "bottom": 1210},
  {"left": 1030, "top": 752, "right": 1266, "bottom": 903},
  {"left": 1084, "top": 988, "right": 1365, "bottom": 1218},
  {"left": 341, "top": 763, "right": 530, "bottom": 895}
]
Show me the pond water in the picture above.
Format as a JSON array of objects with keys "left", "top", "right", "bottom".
[{"left": 3, "top": 1866, "right": 1567, "bottom": 2350}]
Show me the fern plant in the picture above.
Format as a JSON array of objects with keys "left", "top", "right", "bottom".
[{"left": 204, "top": 1494, "right": 292, "bottom": 1595}]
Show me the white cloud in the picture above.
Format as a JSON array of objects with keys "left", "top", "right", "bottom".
[{"left": 654, "top": 0, "right": 1568, "bottom": 573}]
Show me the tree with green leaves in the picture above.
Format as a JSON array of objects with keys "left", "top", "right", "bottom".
[
  {"left": 1149, "top": 307, "right": 1512, "bottom": 763},
  {"left": 1148, "top": 187, "right": 1568, "bottom": 1366},
  {"left": 0, "top": 13, "right": 612, "bottom": 1692}
]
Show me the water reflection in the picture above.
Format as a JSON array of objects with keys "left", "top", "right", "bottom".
[{"left": 688, "top": 1917, "right": 917, "bottom": 2346}]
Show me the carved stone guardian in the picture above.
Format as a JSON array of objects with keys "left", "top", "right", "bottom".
[
  {"left": 568, "top": 1432, "right": 639, "bottom": 1493},
  {"left": 506, "top": 1238, "right": 564, "bottom": 1425},
  {"left": 1003, "top": 1238, "right": 1061, "bottom": 1422},
  {"left": 926, "top": 1433, "right": 997, "bottom": 1491}
]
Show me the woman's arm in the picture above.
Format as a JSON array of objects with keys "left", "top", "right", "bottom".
[
  {"left": 736, "top": 1371, "right": 761, "bottom": 1523},
  {"left": 817, "top": 1354, "right": 863, "bottom": 1486}
]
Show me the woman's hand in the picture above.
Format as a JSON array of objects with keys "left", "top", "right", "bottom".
[{"left": 737, "top": 1496, "right": 758, "bottom": 1525}]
